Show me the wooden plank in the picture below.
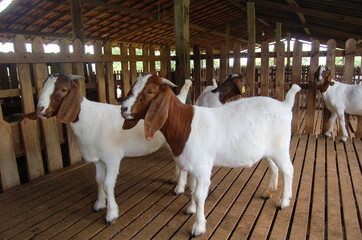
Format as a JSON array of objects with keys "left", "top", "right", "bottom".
[
  {"left": 291, "top": 40, "right": 302, "bottom": 132},
  {"left": 73, "top": 39, "right": 86, "bottom": 96},
  {"left": 149, "top": 45, "right": 156, "bottom": 73},
  {"left": 193, "top": 44, "right": 201, "bottom": 102},
  {"left": 335, "top": 140, "right": 361, "bottom": 240},
  {"left": 121, "top": 43, "right": 130, "bottom": 98},
  {"left": 326, "top": 137, "right": 344, "bottom": 239},
  {"left": 129, "top": 44, "right": 138, "bottom": 85},
  {"left": 238, "top": 133, "right": 300, "bottom": 240},
  {"left": 260, "top": 42, "right": 269, "bottom": 96},
  {"left": 104, "top": 41, "right": 117, "bottom": 104},
  {"left": 160, "top": 46, "right": 167, "bottom": 78},
  {"left": 142, "top": 45, "right": 149, "bottom": 73},
  {"left": 70, "top": 0, "right": 84, "bottom": 41},
  {"left": 275, "top": 41, "right": 285, "bottom": 101},
  {"left": 0, "top": 116, "right": 20, "bottom": 191},
  {"left": 5, "top": 150, "right": 169, "bottom": 239},
  {"left": 247, "top": 2, "right": 256, "bottom": 97},
  {"left": 32, "top": 37, "right": 63, "bottom": 172},
  {"left": 206, "top": 45, "right": 214, "bottom": 86},
  {"left": 174, "top": 0, "right": 190, "bottom": 91},
  {"left": 289, "top": 135, "right": 316, "bottom": 239},
  {"left": 305, "top": 40, "right": 320, "bottom": 133},
  {"left": 95, "top": 41, "right": 107, "bottom": 103},
  {"left": 268, "top": 134, "right": 307, "bottom": 239},
  {"left": 348, "top": 139, "right": 362, "bottom": 220},
  {"left": 322, "top": 39, "right": 336, "bottom": 134},
  {"left": 232, "top": 42, "right": 241, "bottom": 74},
  {"left": 14, "top": 34, "right": 44, "bottom": 180},
  {"left": 219, "top": 43, "right": 227, "bottom": 83}
]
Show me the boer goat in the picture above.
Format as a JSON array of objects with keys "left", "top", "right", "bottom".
[
  {"left": 174, "top": 73, "right": 246, "bottom": 195},
  {"left": 314, "top": 66, "right": 362, "bottom": 141},
  {"left": 121, "top": 73, "right": 300, "bottom": 237},
  {"left": 35, "top": 74, "right": 191, "bottom": 224}
]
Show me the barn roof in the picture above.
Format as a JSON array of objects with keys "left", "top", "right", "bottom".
[{"left": 0, "top": 0, "right": 361, "bottom": 50}]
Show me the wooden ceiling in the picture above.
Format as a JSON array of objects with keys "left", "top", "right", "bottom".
[{"left": 0, "top": 0, "right": 361, "bottom": 50}]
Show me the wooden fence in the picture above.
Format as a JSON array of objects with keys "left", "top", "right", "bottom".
[{"left": 0, "top": 35, "right": 361, "bottom": 192}]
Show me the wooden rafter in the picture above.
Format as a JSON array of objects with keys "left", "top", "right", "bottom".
[{"left": 286, "top": 0, "right": 311, "bottom": 38}]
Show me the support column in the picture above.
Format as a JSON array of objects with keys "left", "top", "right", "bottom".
[
  {"left": 247, "top": 2, "right": 255, "bottom": 96},
  {"left": 174, "top": 0, "right": 190, "bottom": 94},
  {"left": 70, "top": 0, "right": 84, "bottom": 43}
]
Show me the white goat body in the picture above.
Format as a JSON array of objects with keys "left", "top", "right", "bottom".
[{"left": 316, "top": 66, "right": 362, "bottom": 141}]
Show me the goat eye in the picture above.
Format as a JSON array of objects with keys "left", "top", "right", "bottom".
[
  {"left": 61, "top": 89, "right": 67, "bottom": 93},
  {"left": 147, "top": 90, "right": 153, "bottom": 94}
]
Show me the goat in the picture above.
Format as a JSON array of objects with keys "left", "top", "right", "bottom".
[
  {"left": 121, "top": 73, "right": 300, "bottom": 237},
  {"left": 174, "top": 73, "right": 246, "bottom": 195},
  {"left": 35, "top": 74, "right": 191, "bottom": 224},
  {"left": 314, "top": 66, "right": 362, "bottom": 141}
]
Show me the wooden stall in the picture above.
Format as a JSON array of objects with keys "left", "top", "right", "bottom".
[{"left": 0, "top": 35, "right": 362, "bottom": 192}]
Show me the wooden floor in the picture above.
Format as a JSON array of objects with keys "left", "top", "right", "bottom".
[{"left": 0, "top": 112, "right": 361, "bottom": 239}]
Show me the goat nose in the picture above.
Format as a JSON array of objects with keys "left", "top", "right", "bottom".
[{"left": 121, "top": 106, "right": 128, "bottom": 113}]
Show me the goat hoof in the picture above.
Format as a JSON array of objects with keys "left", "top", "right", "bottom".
[
  {"left": 261, "top": 195, "right": 270, "bottom": 200},
  {"left": 185, "top": 210, "right": 194, "bottom": 215},
  {"left": 341, "top": 137, "right": 347, "bottom": 142}
]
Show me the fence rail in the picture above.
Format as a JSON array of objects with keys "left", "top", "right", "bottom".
[{"left": 0, "top": 35, "right": 361, "bottom": 191}]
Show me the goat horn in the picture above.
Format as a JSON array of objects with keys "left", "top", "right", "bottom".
[
  {"left": 162, "top": 78, "right": 177, "bottom": 87},
  {"left": 67, "top": 75, "right": 85, "bottom": 81}
]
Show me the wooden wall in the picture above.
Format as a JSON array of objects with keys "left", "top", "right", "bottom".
[{"left": 0, "top": 35, "right": 361, "bottom": 192}]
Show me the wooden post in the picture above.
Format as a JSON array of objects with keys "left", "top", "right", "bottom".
[
  {"left": 60, "top": 39, "right": 83, "bottom": 164},
  {"left": 0, "top": 103, "right": 20, "bottom": 190},
  {"left": 275, "top": 42, "right": 285, "bottom": 101},
  {"left": 160, "top": 45, "right": 167, "bottom": 78},
  {"left": 193, "top": 44, "right": 201, "bottom": 102},
  {"left": 121, "top": 43, "right": 130, "bottom": 97},
  {"left": 322, "top": 39, "right": 336, "bottom": 134},
  {"left": 70, "top": 0, "right": 84, "bottom": 42},
  {"left": 260, "top": 42, "right": 269, "bottom": 96},
  {"left": 305, "top": 40, "right": 320, "bottom": 133},
  {"left": 105, "top": 41, "right": 117, "bottom": 104},
  {"left": 247, "top": 1, "right": 256, "bottom": 97},
  {"left": 219, "top": 43, "right": 227, "bottom": 83},
  {"left": 33, "top": 37, "right": 63, "bottom": 172},
  {"left": 143, "top": 45, "right": 149, "bottom": 73},
  {"left": 291, "top": 40, "right": 302, "bottom": 132},
  {"left": 149, "top": 46, "right": 156, "bottom": 73},
  {"left": 129, "top": 44, "right": 138, "bottom": 85},
  {"left": 174, "top": 0, "right": 190, "bottom": 93},
  {"left": 95, "top": 41, "right": 107, "bottom": 103},
  {"left": 73, "top": 39, "right": 86, "bottom": 96},
  {"left": 233, "top": 42, "right": 241, "bottom": 74},
  {"left": 14, "top": 35, "right": 44, "bottom": 179},
  {"left": 225, "top": 23, "right": 230, "bottom": 73},
  {"left": 343, "top": 39, "right": 357, "bottom": 137},
  {"left": 206, "top": 45, "right": 214, "bottom": 86}
]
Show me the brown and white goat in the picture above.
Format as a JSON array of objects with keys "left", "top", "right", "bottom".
[{"left": 121, "top": 73, "right": 300, "bottom": 237}]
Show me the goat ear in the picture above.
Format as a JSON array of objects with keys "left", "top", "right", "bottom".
[
  {"left": 56, "top": 83, "right": 81, "bottom": 123},
  {"left": 122, "top": 119, "right": 140, "bottom": 130},
  {"left": 144, "top": 88, "right": 170, "bottom": 141}
]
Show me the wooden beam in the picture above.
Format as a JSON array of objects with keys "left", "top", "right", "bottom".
[
  {"left": 70, "top": 0, "right": 84, "bottom": 42},
  {"left": 174, "top": 0, "right": 190, "bottom": 94},
  {"left": 247, "top": 2, "right": 256, "bottom": 97},
  {"left": 286, "top": 0, "right": 311, "bottom": 37}
]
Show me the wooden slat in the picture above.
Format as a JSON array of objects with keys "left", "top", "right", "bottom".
[
  {"left": 193, "top": 44, "right": 201, "bottom": 101},
  {"left": 129, "top": 44, "right": 138, "bottom": 86},
  {"left": 260, "top": 42, "right": 269, "bottom": 96},
  {"left": 206, "top": 45, "right": 214, "bottom": 86},
  {"left": 326, "top": 137, "right": 344, "bottom": 239},
  {"left": 291, "top": 40, "right": 302, "bottom": 132},
  {"left": 246, "top": 2, "right": 256, "bottom": 97},
  {"left": 335, "top": 139, "right": 361, "bottom": 239},
  {"left": 232, "top": 42, "right": 241, "bottom": 74},
  {"left": 149, "top": 45, "right": 156, "bottom": 73},
  {"left": 121, "top": 43, "right": 130, "bottom": 98},
  {"left": 219, "top": 43, "right": 227, "bottom": 83},
  {"left": 142, "top": 45, "right": 149, "bottom": 73},
  {"left": 33, "top": 37, "right": 63, "bottom": 172},
  {"left": 73, "top": 39, "right": 86, "bottom": 96},
  {"left": 60, "top": 39, "right": 82, "bottom": 165},
  {"left": 275, "top": 41, "right": 285, "bottom": 101},
  {"left": 305, "top": 40, "right": 320, "bottom": 133},
  {"left": 104, "top": 41, "right": 117, "bottom": 104},
  {"left": 95, "top": 41, "right": 107, "bottom": 103},
  {"left": 14, "top": 34, "right": 44, "bottom": 180}
]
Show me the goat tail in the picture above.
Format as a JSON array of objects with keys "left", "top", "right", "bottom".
[
  {"left": 284, "top": 84, "right": 301, "bottom": 107},
  {"left": 177, "top": 79, "right": 193, "bottom": 103},
  {"left": 212, "top": 78, "right": 218, "bottom": 87}
]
